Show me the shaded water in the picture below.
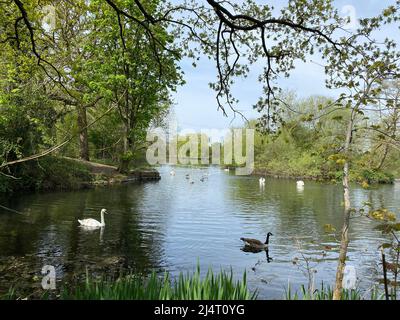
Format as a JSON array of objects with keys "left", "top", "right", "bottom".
[{"left": 0, "top": 166, "right": 399, "bottom": 299}]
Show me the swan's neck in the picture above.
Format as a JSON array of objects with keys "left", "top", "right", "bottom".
[{"left": 100, "top": 212, "right": 105, "bottom": 225}]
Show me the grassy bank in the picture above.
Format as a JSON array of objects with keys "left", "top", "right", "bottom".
[
  {"left": 0, "top": 156, "right": 159, "bottom": 194},
  {"left": 253, "top": 164, "right": 395, "bottom": 184},
  {"left": 0, "top": 156, "right": 92, "bottom": 193},
  {"left": 250, "top": 119, "right": 396, "bottom": 185}
]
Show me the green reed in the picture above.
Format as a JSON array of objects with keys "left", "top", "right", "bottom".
[
  {"left": 284, "top": 282, "right": 385, "bottom": 300},
  {"left": 60, "top": 265, "right": 257, "bottom": 300}
]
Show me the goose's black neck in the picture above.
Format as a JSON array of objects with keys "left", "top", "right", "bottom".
[{"left": 264, "top": 234, "right": 271, "bottom": 244}]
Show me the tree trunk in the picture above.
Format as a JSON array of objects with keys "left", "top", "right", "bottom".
[
  {"left": 377, "top": 144, "right": 389, "bottom": 170},
  {"left": 118, "top": 125, "right": 132, "bottom": 173},
  {"left": 118, "top": 160, "right": 130, "bottom": 174},
  {"left": 77, "top": 105, "right": 90, "bottom": 161},
  {"left": 333, "top": 110, "right": 355, "bottom": 300},
  {"left": 377, "top": 109, "right": 398, "bottom": 170}
]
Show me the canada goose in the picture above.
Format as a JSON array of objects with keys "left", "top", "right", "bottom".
[
  {"left": 78, "top": 208, "right": 108, "bottom": 228},
  {"left": 240, "top": 232, "right": 273, "bottom": 249}
]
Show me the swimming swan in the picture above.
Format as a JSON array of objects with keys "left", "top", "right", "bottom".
[
  {"left": 296, "top": 180, "right": 305, "bottom": 187},
  {"left": 78, "top": 208, "right": 108, "bottom": 228}
]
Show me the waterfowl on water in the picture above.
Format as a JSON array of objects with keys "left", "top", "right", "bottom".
[
  {"left": 240, "top": 232, "right": 273, "bottom": 249},
  {"left": 78, "top": 208, "right": 108, "bottom": 228},
  {"left": 296, "top": 180, "right": 305, "bottom": 187},
  {"left": 259, "top": 177, "right": 266, "bottom": 185},
  {"left": 170, "top": 170, "right": 176, "bottom": 176}
]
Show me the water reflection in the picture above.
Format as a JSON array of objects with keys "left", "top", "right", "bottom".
[
  {"left": 241, "top": 247, "right": 273, "bottom": 263},
  {"left": 79, "top": 226, "right": 104, "bottom": 243}
]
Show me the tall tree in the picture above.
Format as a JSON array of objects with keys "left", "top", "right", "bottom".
[
  {"left": 323, "top": 11, "right": 400, "bottom": 299},
  {"left": 43, "top": 1, "right": 104, "bottom": 161},
  {"left": 85, "top": 0, "right": 183, "bottom": 172},
  {"left": 371, "top": 80, "right": 400, "bottom": 170}
]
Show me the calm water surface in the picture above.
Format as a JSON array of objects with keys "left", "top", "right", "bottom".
[{"left": 1, "top": 166, "right": 399, "bottom": 299}]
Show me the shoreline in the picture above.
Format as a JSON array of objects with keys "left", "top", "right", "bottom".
[
  {"left": 64, "top": 157, "right": 161, "bottom": 188},
  {"left": 3, "top": 159, "right": 396, "bottom": 197},
  {"left": 0, "top": 157, "right": 161, "bottom": 196},
  {"left": 251, "top": 168, "right": 327, "bottom": 182},
  {"left": 225, "top": 165, "right": 396, "bottom": 184}
]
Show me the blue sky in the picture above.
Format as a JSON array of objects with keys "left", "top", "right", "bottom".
[{"left": 171, "top": 0, "right": 399, "bottom": 131}]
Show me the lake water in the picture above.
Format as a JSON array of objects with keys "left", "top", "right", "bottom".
[{"left": 0, "top": 166, "right": 399, "bottom": 299}]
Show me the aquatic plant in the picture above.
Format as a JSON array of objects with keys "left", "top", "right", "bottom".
[
  {"left": 284, "top": 282, "right": 384, "bottom": 300},
  {"left": 60, "top": 265, "right": 257, "bottom": 300}
]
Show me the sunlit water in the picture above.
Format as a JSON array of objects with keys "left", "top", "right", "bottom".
[{"left": 0, "top": 166, "right": 399, "bottom": 299}]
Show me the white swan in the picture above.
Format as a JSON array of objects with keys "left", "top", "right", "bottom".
[
  {"left": 296, "top": 180, "right": 305, "bottom": 187},
  {"left": 259, "top": 177, "right": 266, "bottom": 185},
  {"left": 78, "top": 208, "right": 108, "bottom": 228}
]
